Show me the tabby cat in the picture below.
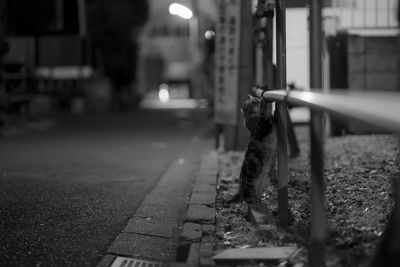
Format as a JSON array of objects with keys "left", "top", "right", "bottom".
[{"left": 227, "top": 95, "right": 277, "bottom": 205}]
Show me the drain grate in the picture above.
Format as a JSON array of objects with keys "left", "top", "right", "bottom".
[{"left": 110, "top": 256, "right": 162, "bottom": 267}]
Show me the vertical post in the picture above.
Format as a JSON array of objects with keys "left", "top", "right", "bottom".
[
  {"left": 275, "top": 0, "right": 289, "bottom": 227},
  {"left": 235, "top": 0, "right": 254, "bottom": 150},
  {"left": 264, "top": 1, "right": 274, "bottom": 87},
  {"left": 351, "top": 0, "right": 355, "bottom": 27},
  {"left": 77, "top": 0, "right": 87, "bottom": 38},
  {"left": 363, "top": 0, "right": 367, "bottom": 27},
  {"left": 375, "top": 0, "right": 378, "bottom": 27},
  {"left": 309, "top": 0, "right": 326, "bottom": 266},
  {"left": 255, "top": 0, "right": 266, "bottom": 86}
]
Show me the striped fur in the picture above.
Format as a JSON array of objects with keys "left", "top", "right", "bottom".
[{"left": 227, "top": 95, "right": 277, "bottom": 204}]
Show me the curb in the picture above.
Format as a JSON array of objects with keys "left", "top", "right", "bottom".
[
  {"left": 171, "top": 150, "right": 218, "bottom": 267},
  {"left": 97, "top": 137, "right": 213, "bottom": 267}
]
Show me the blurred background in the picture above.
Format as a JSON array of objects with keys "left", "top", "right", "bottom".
[
  {"left": 0, "top": 1, "right": 399, "bottom": 266},
  {"left": 0, "top": 0, "right": 218, "bottom": 122},
  {"left": 0, "top": 0, "right": 399, "bottom": 125}
]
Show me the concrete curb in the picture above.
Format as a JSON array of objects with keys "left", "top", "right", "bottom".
[
  {"left": 97, "top": 137, "right": 213, "bottom": 267},
  {"left": 171, "top": 150, "right": 218, "bottom": 267}
]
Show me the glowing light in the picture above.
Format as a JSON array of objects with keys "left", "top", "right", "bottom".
[
  {"left": 158, "top": 84, "right": 170, "bottom": 103},
  {"left": 204, "top": 30, "right": 215, "bottom": 40},
  {"left": 169, "top": 3, "right": 193, "bottom": 19}
]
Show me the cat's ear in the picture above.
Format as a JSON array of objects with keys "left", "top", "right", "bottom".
[{"left": 248, "top": 95, "right": 255, "bottom": 101}]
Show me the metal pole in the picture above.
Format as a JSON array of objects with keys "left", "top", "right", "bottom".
[
  {"left": 235, "top": 0, "right": 254, "bottom": 150},
  {"left": 255, "top": 0, "right": 266, "bottom": 86},
  {"left": 77, "top": 0, "right": 87, "bottom": 37},
  {"left": 375, "top": 0, "right": 378, "bottom": 27},
  {"left": 309, "top": 0, "right": 326, "bottom": 266},
  {"left": 275, "top": 0, "right": 288, "bottom": 227},
  {"left": 363, "top": 0, "right": 367, "bottom": 27},
  {"left": 264, "top": 1, "right": 274, "bottom": 87},
  {"left": 351, "top": 0, "right": 355, "bottom": 27}
]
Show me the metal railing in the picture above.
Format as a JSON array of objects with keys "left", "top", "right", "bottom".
[
  {"left": 253, "top": 87, "right": 400, "bottom": 266},
  {"left": 252, "top": 0, "right": 399, "bottom": 264}
]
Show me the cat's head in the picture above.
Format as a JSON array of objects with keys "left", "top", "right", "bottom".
[{"left": 241, "top": 95, "right": 261, "bottom": 120}]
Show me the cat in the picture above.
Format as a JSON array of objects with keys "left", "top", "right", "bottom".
[{"left": 226, "top": 95, "right": 277, "bottom": 205}]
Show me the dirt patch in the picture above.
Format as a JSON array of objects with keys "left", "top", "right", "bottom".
[{"left": 215, "top": 126, "right": 399, "bottom": 267}]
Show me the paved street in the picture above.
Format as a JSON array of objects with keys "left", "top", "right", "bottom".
[{"left": 0, "top": 108, "right": 213, "bottom": 266}]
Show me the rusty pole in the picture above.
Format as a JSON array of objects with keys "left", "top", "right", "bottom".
[
  {"left": 309, "top": 0, "right": 326, "bottom": 266},
  {"left": 275, "top": 0, "right": 289, "bottom": 227}
]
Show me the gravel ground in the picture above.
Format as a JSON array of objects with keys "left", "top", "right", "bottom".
[{"left": 215, "top": 125, "right": 399, "bottom": 267}]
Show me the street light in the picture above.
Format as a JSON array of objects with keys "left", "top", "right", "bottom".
[
  {"left": 168, "top": 3, "right": 198, "bottom": 60},
  {"left": 168, "top": 3, "right": 193, "bottom": 19},
  {"left": 168, "top": 3, "right": 200, "bottom": 99}
]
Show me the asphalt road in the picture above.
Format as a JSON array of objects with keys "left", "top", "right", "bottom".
[{"left": 0, "top": 108, "right": 212, "bottom": 266}]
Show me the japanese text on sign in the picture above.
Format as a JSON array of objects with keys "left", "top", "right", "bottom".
[{"left": 215, "top": 0, "right": 241, "bottom": 125}]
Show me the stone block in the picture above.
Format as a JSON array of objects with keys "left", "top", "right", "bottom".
[
  {"left": 107, "top": 233, "right": 176, "bottom": 262},
  {"left": 186, "top": 243, "right": 201, "bottom": 267},
  {"left": 199, "top": 151, "right": 218, "bottom": 173},
  {"left": 181, "top": 222, "right": 203, "bottom": 242},
  {"left": 200, "top": 242, "right": 215, "bottom": 266},
  {"left": 196, "top": 172, "right": 217, "bottom": 185},
  {"left": 136, "top": 203, "right": 186, "bottom": 224},
  {"left": 190, "top": 191, "right": 216, "bottom": 206},
  {"left": 202, "top": 225, "right": 215, "bottom": 235},
  {"left": 124, "top": 216, "right": 176, "bottom": 238},
  {"left": 212, "top": 247, "right": 298, "bottom": 262},
  {"left": 201, "top": 235, "right": 215, "bottom": 245},
  {"left": 193, "top": 182, "right": 215, "bottom": 193},
  {"left": 186, "top": 205, "right": 215, "bottom": 224}
]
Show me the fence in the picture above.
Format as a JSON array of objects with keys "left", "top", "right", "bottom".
[
  {"left": 253, "top": 87, "right": 400, "bottom": 266},
  {"left": 250, "top": 0, "right": 399, "bottom": 264}
]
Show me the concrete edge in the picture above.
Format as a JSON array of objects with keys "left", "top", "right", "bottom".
[
  {"left": 97, "top": 138, "right": 213, "bottom": 266},
  {"left": 171, "top": 150, "right": 218, "bottom": 267}
]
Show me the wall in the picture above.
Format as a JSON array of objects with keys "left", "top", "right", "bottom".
[{"left": 348, "top": 34, "right": 400, "bottom": 91}]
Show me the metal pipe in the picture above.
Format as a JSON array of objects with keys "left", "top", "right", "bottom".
[
  {"left": 351, "top": 0, "right": 355, "bottom": 27},
  {"left": 275, "top": 0, "right": 289, "bottom": 228},
  {"left": 375, "top": 0, "right": 379, "bottom": 27},
  {"left": 363, "top": 0, "right": 367, "bottom": 27},
  {"left": 77, "top": 0, "right": 87, "bottom": 37},
  {"left": 309, "top": 0, "right": 326, "bottom": 266},
  {"left": 265, "top": 1, "right": 274, "bottom": 87},
  {"left": 276, "top": 0, "right": 286, "bottom": 89}
]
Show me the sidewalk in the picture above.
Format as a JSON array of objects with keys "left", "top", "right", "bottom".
[
  {"left": 97, "top": 135, "right": 214, "bottom": 267},
  {"left": 171, "top": 151, "right": 219, "bottom": 267}
]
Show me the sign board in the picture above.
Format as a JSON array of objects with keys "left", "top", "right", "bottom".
[{"left": 214, "top": 0, "right": 241, "bottom": 125}]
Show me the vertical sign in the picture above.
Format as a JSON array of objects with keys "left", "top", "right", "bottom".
[{"left": 215, "top": 0, "right": 241, "bottom": 125}]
